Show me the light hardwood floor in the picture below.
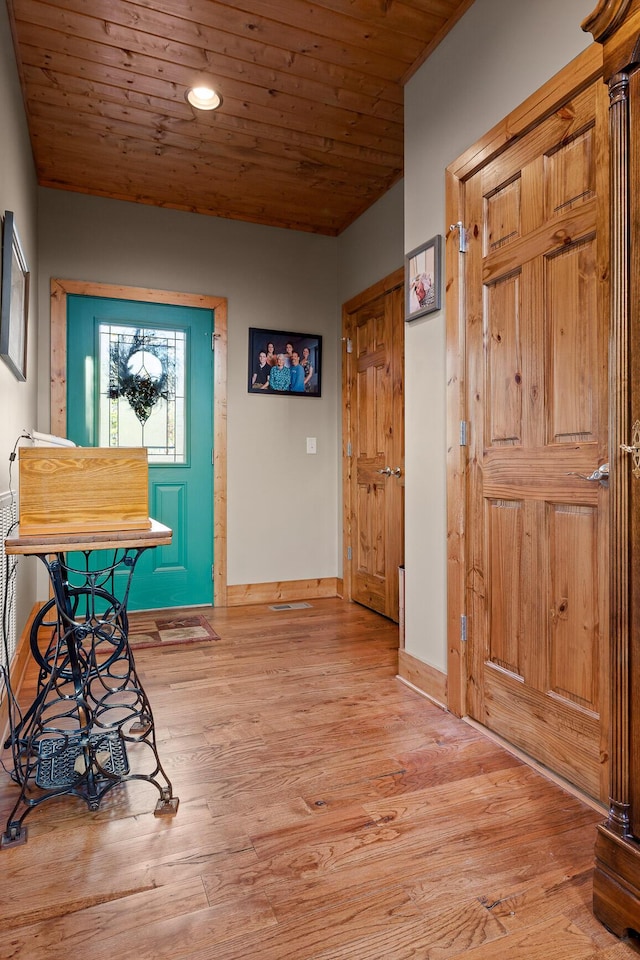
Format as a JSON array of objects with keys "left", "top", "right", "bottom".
[{"left": 0, "top": 598, "right": 638, "bottom": 960}]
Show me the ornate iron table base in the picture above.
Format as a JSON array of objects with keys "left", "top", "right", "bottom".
[{"left": 1, "top": 543, "right": 179, "bottom": 847}]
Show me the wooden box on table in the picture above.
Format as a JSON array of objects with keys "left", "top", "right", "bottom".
[{"left": 18, "top": 446, "right": 150, "bottom": 536}]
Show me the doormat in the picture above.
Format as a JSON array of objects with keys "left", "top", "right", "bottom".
[{"left": 127, "top": 614, "right": 220, "bottom": 650}]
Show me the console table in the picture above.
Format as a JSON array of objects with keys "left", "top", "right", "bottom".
[{"left": 1, "top": 520, "right": 179, "bottom": 848}]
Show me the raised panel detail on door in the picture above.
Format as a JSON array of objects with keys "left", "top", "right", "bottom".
[
  {"left": 549, "top": 502, "right": 599, "bottom": 712},
  {"left": 353, "top": 306, "right": 394, "bottom": 615},
  {"left": 343, "top": 272, "right": 404, "bottom": 622},
  {"left": 486, "top": 273, "right": 522, "bottom": 445},
  {"left": 150, "top": 483, "right": 186, "bottom": 570},
  {"left": 463, "top": 77, "right": 609, "bottom": 801},
  {"left": 487, "top": 497, "right": 523, "bottom": 677},
  {"left": 548, "top": 239, "right": 598, "bottom": 443}
]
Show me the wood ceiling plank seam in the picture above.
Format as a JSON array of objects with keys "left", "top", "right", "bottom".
[
  {"left": 25, "top": 94, "right": 400, "bottom": 177},
  {"left": 126, "top": 0, "right": 452, "bottom": 45},
  {"left": 21, "top": 78, "right": 404, "bottom": 160},
  {"left": 28, "top": 111, "right": 395, "bottom": 197},
  {"left": 35, "top": 153, "right": 356, "bottom": 208},
  {"left": 32, "top": 158, "right": 374, "bottom": 210},
  {"left": 26, "top": 95, "right": 399, "bottom": 186},
  {"left": 125, "top": 0, "right": 429, "bottom": 64},
  {"left": 17, "top": 31, "right": 405, "bottom": 108},
  {"left": 22, "top": 94, "right": 402, "bottom": 166},
  {"left": 400, "top": 0, "right": 465, "bottom": 15},
  {"left": 36, "top": 113, "right": 402, "bottom": 166},
  {"left": 23, "top": 104, "right": 401, "bottom": 181},
  {"left": 22, "top": 69, "right": 402, "bottom": 173},
  {"left": 17, "top": 43, "right": 405, "bottom": 125},
  {"left": 31, "top": 125, "right": 394, "bottom": 203},
  {"left": 13, "top": 37, "right": 402, "bottom": 113},
  {"left": 11, "top": 0, "right": 419, "bottom": 83},
  {"left": 42, "top": 0, "right": 426, "bottom": 66},
  {"left": 285, "top": 0, "right": 451, "bottom": 36},
  {"left": 14, "top": 42, "right": 407, "bottom": 120},
  {"left": 16, "top": 0, "right": 409, "bottom": 102},
  {"left": 12, "top": 24, "right": 405, "bottom": 142}
]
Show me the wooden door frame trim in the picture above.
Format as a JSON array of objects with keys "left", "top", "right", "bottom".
[
  {"left": 444, "top": 43, "right": 604, "bottom": 717},
  {"left": 341, "top": 267, "right": 404, "bottom": 604},
  {"left": 49, "top": 278, "right": 228, "bottom": 606}
]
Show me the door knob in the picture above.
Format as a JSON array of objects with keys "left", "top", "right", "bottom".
[
  {"left": 392, "top": 467, "right": 402, "bottom": 478},
  {"left": 568, "top": 463, "right": 609, "bottom": 486},
  {"left": 377, "top": 467, "right": 392, "bottom": 476}
]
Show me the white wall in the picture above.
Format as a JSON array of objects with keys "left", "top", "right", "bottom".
[
  {"left": 37, "top": 190, "right": 340, "bottom": 590},
  {"left": 0, "top": 3, "right": 39, "bottom": 626},
  {"left": 402, "top": 0, "right": 595, "bottom": 672},
  {"left": 336, "top": 177, "right": 405, "bottom": 551},
  {"left": 337, "top": 178, "right": 404, "bottom": 305}
]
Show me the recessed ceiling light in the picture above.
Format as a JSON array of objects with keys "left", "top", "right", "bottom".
[{"left": 186, "top": 86, "right": 221, "bottom": 111}]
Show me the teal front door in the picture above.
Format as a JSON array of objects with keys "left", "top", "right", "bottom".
[{"left": 66, "top": 294, "right": 214, "bottom": 610}]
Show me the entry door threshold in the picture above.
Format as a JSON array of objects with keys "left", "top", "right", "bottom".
[{"left": 462, "top": 716, "right": 607, "bottom": 816}]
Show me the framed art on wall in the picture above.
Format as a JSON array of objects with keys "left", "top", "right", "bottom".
[
  {"left": 248, "top": 327, "right": 322, "bottom": 396},
  {"left": 405, "top": 234, "right": 441, "bottom": 321},
  {"left": 0, "top": 211, "right": 29, "bottom": 381}
]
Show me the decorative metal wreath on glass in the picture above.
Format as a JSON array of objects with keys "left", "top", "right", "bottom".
[{"left": 100, "top": 326, "right": 185, "bottom": 464}]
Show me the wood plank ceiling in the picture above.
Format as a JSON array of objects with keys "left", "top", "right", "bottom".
[{"left": 6, "top": 0, "right": 474, "bottom": 235}]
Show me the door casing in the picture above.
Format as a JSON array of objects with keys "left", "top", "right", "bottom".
[
  {"left": 50, "top": 278, "right": 228, "bottom": 606},
  {"left": 445, "top": 44, "right": 605, "bottom": 718}
]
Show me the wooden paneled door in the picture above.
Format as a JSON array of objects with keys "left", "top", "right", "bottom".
[
  {"left": 448, "top": 58, "right": 610, "bottom": 801},
  {"left": 342, "top": 269, "right": 405, "bottom": 622}
]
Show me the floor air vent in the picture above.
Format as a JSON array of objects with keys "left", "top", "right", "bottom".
[{"left": 269, "top": 602, "right": 312, "bottom": 611}]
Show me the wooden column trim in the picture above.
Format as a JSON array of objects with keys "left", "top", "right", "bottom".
[
  {"left": 584, "top": 1, "right": 640, "bottom": 935},
  {"left": 606, "top": 71, "right": 632, "bottom": 836}
]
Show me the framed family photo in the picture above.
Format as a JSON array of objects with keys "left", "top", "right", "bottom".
[
  {"left": 248, "top": 327, "right": 322, "bottom": 397},
  {"left": 0, "top": 211, "right": 29, "bottom": 381},
  {"left": 405, "top": 234, "right": 441, "bottom": 321}
]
